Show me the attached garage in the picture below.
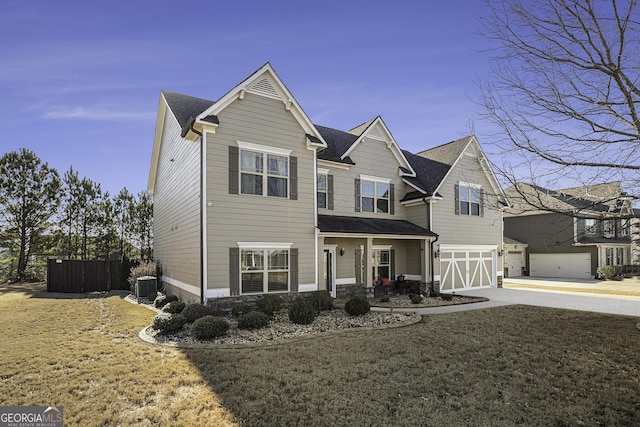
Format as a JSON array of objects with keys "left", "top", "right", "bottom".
[
  {"left": 439, "top": 245, "right": 497, "bottom": 292},
  {"left": 529, "top": 253, "right": 591, "bottom": 279}
]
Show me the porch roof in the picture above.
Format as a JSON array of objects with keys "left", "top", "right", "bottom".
[{"left": 318, "top": 215, "right": 437, "bottom": 237}]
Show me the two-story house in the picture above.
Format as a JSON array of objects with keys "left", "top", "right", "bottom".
[
  {"left": 148, "top": 63, "right": 507, "bottom": 303},
  {"left": 504, "top": 182, "right": 638, "bottom": 279}
]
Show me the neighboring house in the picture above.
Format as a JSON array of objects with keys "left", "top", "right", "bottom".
[
  {"left": 504, "top": 182, "right": 638, "bottom": 279},
  {"left": 148, "top": 63, "right": 508, "bottom": 303}
]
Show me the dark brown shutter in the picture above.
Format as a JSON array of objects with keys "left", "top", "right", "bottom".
[
  {"left": 389, "top": 183, "right": 395, "bottom": 215},
  {"left": 327, "top": 174, "right": 334, "bottom": 210},
  {"left": 290, "top": 248, "right": 298, "bottom": 292},
  {"left": 454, "top": 184, "right": 460, "bottom": 215},
  {"left": 355, "top": 178, "right": 361, "bottom": 212},
  {"left": 289, "top": 156, "right": 298, "bottom": 200},
  {"left": 390, "top": 249, "right": 395, "bottom": 280},
  {"left": 229, "top": 247, "right": 240, "bottom": 296},
  {"left": 480, "top": 189, "right": 485, "bottom": 217},
  {"left": 229, "top": 146, "right": 239, "bottom": 194}
]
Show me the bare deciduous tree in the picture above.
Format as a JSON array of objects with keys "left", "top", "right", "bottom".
[{"left": 478, "top": 0, "right": 640, "bottom": 212}]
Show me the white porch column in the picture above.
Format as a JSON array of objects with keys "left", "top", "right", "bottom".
[
  {"left": 365, "top": 237, "right": 373, "bottom": 287},
  {"left": 421, "top": 238, "right": 429, "bottom": 282}
]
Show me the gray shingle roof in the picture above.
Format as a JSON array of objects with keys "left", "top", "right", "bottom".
[
  {"left": 315, "top": 125, "right": 357, "bottom": 165},
  {"left": 416, "top": 136, "right": 473, "bottom": 166},
  {"left": 161, "top": 90, "right": 215, "bottom": 129},
  {"left": 318, "top": 215, "right": 437, "bottom": 236}
]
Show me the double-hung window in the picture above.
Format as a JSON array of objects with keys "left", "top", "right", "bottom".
[
  {"left": 615, "top": 247, "right": 625, "bottom": 265},
  {"left": 240, "top": 150, "right": 288, "bottom": 197},
  {"left": 372, "top": 249, "right": 391, "bottom": 281},
  {"left": 620, "top": 219, "right": 629, "bottom": 236},
  {"left": 361, "top": 178, "right": 390, "bottom": 213},
  {"left": 317, "top": 173, "right": 327, "bottom": 209},
  {"left": 584, "top": 218, "right": 597, "bottom": 235},
  {"left": 456, "top": 183, "right": 482, "bottom": 216},
  {"left": 604, "top": 219, "right": 615, "bottom": 238},
  {"left": 232, "top": 142, "right": 294, "bottom": 198},
  {"left": 241, "top": 248, "right": 289, "bottom": 294}
]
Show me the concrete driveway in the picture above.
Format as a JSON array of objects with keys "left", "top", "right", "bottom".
[{"left": 384, "top": 277, "right": 640, "bottom": 317}]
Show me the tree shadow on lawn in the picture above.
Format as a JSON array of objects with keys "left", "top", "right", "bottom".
[{"left": 179, "top": 305, "right": 640, "bottom": 427}]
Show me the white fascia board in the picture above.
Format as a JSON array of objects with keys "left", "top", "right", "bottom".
[
  {"left": 402, "top": 178, "right": 427, "bottom": 195},
  {"left": 318, "top": 232, "right": 436, "bottom": 240},
  {"left": 147, "top": 95, "right": 167, "bottom": 195},
  {"left": 431, "top": 137, "right": 474, "bottom": 197}
]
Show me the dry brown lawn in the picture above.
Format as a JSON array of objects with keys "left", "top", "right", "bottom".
[{"left": 1, "top": 283, "right": 639, "bottom": 426}]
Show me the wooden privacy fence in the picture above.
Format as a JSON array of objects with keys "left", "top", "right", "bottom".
[{"left": 47, "top": 259, "right": 122, "bottom": 293}]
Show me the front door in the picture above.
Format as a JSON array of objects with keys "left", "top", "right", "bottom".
[{"left": 324, "top": 249, "right": 336, "bottom": 298}]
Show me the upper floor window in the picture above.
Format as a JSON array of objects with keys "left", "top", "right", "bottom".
[
  {"left": 620, "top": 219, "right": 629, "bottom": 236},
  {"left": 362, "top": 180, "right": 389, "bottom": 213},
  {"left": 355, "top": 176, "right": 394, "bottom": 214},
  {"left": 317, "top": 172, "right": 327, "bottom": 209},
  {"left": 604, "top": 219, "right": 615, "bottom": 238},
  {"left": 241, "top": 150, "right": 288, "bottom": 197},
  {"left": 456, "top": 183, "right": 482, "bottom": 216},
  {"left": 229, "top": 142, "right": 297, "bottom": 199},
  {"left": 584, "top": 218, "right": 597, "bottom": 235}
]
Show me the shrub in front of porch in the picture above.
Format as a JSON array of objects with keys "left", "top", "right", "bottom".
[
  {"left": 409, "top": 293, "right": 423, "bottom": 304},
  {"left": 306, "top": 290, "right": 334, "bottom": 313},
  {"left": 191, "top": 316, "right": 230, "bottom": 340},
  {"left": 152, "top": 313, "right": 187, "bottom": 334},
  {"left": 289, "top": 300, "right": 317, "bottom": 325},
  {"left": 238, "top": 311, "right": 270, "bottom": 330},
  {"left": 345, "top": 296, "right": 370, "bottom": 316},
  {"left": 258, "top": 295, "right": 284, "bottom": 316}
]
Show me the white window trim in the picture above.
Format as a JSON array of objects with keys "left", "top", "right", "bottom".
[
  {"left": 317, "top": 171, "right": 328, "bottom": 209},
  {"left": 237, "top": 242, "right": 293, "bottom": 249},
  {"left": 360, "top": 177, "right": 391, "bottom": 214},
  {"left": 585, "top": 218, "right": 597, "bottom": 235},
  {"left": 318, "top": 168, "right": 330, "bottom": 175},
  {"left": 238, "top": 143, "right": 290, "bottom": 198},
  {"left": 237, "top": 140, "right": 292, "bottom": 156},
  {"left": 239, "top": 246, "right": 291, "bottom": 295},
  {"left": 360, "top": 174, "right": 391, "bottom": 184},
  {"left": 458, "top": 180, "right": 482, "bottom": 189}
]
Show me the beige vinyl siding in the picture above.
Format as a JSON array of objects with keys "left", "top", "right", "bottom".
[
  {"left": 327, "top": 138, "right": 406, "bottom": 220},
  {"left": 431, "top": 152, "right": 503, "bottom": 276},
  {"left": 205, "top": 93, "right": 316, "bottom": 291},
  {"left": 153, "top": 108, "right": 201, "bottom": 295}
]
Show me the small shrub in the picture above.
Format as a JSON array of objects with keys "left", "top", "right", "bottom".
[
  {"left": 128, "top": 260, "right": 158, "bottom": 290},
  {"left": 152, "top": 313, "right": 187, "bottom": 334},
  {"left": 345, "top": 296, "right": 370, "bottom": 316},
  {"left": 409, "top": 293, "right": 423, "bottom": 304},
  {"left": 440, "top": 293, "right": 453, "bottom": 301},
  {"left": 597, "top": 265, "right": 617, "bottom": 280},
  {"left": 258, "top": 295, "right": 284, "bottom": 316},
  {"left": 232, "top": 303, "right": 253, "bottom": 317},
  {"left": 182, "top": 304, "right": 214, "bottom": 323},
  {"left": 288, "top": 300, "right": 317, "bottom": 325},
  {"left": 163, "top": 300, "right": 186, "bottom": 314},
  {"left": 307, "top": 290, "right": 334, "bottom": 312},
  {"left": 191, "top": 316, "right": 230, "bottom": 340},
  {"left": 238, "top": 311, "right": 270, "bottom": 330}
]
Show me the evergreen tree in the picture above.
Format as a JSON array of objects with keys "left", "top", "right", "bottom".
[{"left": 0, "top": 149, "right": 60, "bottom": 281}]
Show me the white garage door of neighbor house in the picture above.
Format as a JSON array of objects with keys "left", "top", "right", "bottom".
[
  {"left": 440, "top": 246, "right": 496, "bottom": 292},
  {"left": 529, "top": 253, "right": 591, "bottom": 279}
]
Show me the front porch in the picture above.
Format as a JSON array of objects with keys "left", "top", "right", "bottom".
[{"left": 317, "top": 215, "right": 437, "bottom": 299}]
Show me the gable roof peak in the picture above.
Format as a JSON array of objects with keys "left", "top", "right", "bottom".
[{"left": 348, "top": 116, "right": 379, "bottom": 136}]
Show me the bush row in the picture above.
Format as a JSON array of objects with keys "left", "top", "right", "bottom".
[{"left": 151, "top": 292, "right": 373, "bottom": 339}]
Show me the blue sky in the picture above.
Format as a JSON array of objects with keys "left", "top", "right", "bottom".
[{"left": 1, "top": 0, "right": 496, "bottom": 197}]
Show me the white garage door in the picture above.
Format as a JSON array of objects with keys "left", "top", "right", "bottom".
[
  {"left": 529, "top": 253, "right": 591, "bottom": 279},
  {"left": 440, "top": 246, "right": 496, "bottom": 292}
]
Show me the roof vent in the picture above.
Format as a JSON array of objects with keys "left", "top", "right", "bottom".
[
  {"left": 248, "top": 76, "right": 281, "bottom": 99},
  {"left": 366, "top": 125, "right": 386, "bottom": 141}
]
